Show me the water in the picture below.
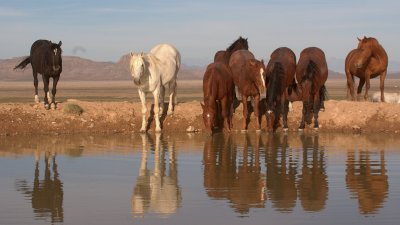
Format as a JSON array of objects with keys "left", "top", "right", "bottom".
[{"left": 0, "top": 133, "right": 399, "bottom": 225}]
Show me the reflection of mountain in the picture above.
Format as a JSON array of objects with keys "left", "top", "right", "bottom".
[
  {"left": 203, "top": 133, "right": 266, "bottom": 214},
  {"left": 15, "top": 152, "right": 64, "bottom": 223},
  {"left": 131, "top": 133, "right": 181, "bottom": 215},
  {"left": 346, "top": 150, "right": 388, "bottom": 214},
  {"left": 264, "top": 134, "right": 298, "bottom": 212},
  {"left": 297, "top": 135, "right": 328, "bottom": 212}
]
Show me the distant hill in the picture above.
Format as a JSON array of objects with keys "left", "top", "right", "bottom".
[
  {"left": 1, "top": 55, "right": 398, "bottom": 81},
  {"left": 0, "top": 55, "right": 205, "bottom": 81}
]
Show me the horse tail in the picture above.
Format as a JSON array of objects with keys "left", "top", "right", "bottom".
[
  {"left": 320, "top": 84, "right": 328, "bottom": 101},
  {"left": 288, "top": 77, "right": 298, "bottom": 97},
  {"left": 267, "top": 62, "right": 284, "bottom": 106},
  {"left": 14, "top": 56, "right": 31, "bottom": 70}
]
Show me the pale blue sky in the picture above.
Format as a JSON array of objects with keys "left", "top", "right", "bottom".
[{"left": 1, "top": 0, "right": 399, "bottom": 71}]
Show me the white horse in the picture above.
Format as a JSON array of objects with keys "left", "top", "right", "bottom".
[{"left": 129, "top": 44, "right": 181, "bottom": 132}]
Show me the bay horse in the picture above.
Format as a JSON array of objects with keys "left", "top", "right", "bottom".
[
  {"left": 201, "top": 62, "right": 235, "bottom": 133},
  {"left": 290, "top": 47, "right": 328, "bottom": 130},
  {"left": 265, "top": 47, "right": 297, "bottom": 132},
  {"left": 129, "top": 44, "right": 181, "bottom": 132},
  {"left": 214, "top": 36, "right": 248, "bottom": 64},
  {"left": 345, "top": 36, "right": 388, "bottom": 102},
  {"left": 229, "top": 50, "right": 266, "bottom": 131},
  {"left": 14, "top": 40, "right": 63, "bottom": 109}
]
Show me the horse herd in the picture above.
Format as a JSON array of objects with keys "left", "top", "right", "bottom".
[{"left": 14, "top": 36, "right": 388, "bottom": 133}]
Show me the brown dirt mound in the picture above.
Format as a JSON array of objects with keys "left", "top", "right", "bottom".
[{"left": 1, "top": 99, "right": 399, "bottom": 136}]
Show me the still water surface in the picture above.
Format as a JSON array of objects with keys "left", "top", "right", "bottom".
[{"left": 0, "top": 133, "right": 399, "bottom": 225}]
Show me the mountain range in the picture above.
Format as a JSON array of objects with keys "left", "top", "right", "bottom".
[{"left": 0, "top": 55, "right": 398, "bottom": 81}]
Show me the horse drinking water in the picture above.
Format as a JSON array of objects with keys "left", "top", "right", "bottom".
[
  {"left": 265, "top": 47, "right": 297, "bottom": 132},
  {"left": 201, "top": 62, "right": 235, "bottom": 133},
  {"left": 129, "top": 44, "right": 181, "bottom": 132},
  {"left": 14, "top": 40, "right": 63, "bottom": 109}
]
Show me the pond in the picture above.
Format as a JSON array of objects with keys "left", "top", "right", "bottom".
[{"left": 0, "top": 133, "right": 399, "bottom": 225}]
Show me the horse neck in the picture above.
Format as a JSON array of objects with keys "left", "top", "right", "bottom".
[{"left": 369, "top": 44, "right": 387, "bottom": 62}]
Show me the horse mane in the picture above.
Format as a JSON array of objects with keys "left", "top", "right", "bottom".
[
  {"left": 267, "top": 62, "right": 284, "bottom": 107},
  {"left": 226, "top": 36, "right": 248, "bottom": 53}
]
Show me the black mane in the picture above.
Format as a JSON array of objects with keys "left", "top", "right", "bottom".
[
  {"left": 226, "top": 36, "right": 248, "bottom": 52},
  {"left": 267, "top": 62, "right": 284, "bottom": 108}
]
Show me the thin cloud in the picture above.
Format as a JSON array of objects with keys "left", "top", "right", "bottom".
[{"left": 0, "top": 7, "right": 28, "bottom": 17}]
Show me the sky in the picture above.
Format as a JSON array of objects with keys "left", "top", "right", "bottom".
[{"left": 1, "top": 0, "right": 399, "bottom": 71}]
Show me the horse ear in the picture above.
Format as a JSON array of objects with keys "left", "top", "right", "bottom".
[
  {"left": 261, "top": 59, "right": 264, "bottom": 64},
  {"left": 130, "top": 52, "right": 134, "bottom": 56},
  {"left": 140, "top": 51, "right": 144, "bottom": 56},
  {"left": 357, "top": 37, "right": 361, "bottom": 42},
  {"left": 58, "top": 41, "right": 62, "bottom": 46},
  {"left": 364, "top": 35, "right": 367, "bottom": 39}
]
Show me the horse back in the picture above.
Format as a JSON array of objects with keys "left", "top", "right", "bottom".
[
  {"left": 229, "top": 50, "right": 255, "bottom": 85},
  {"left": 149, "top": 44, "right": 181, "bottom": 85},
  {"left": 296, "top": 47, "right": 328, "bottom": 84},
  {"left": 203, "top": 63, "right": 234, "bottom": 101},
  {"left": 267, "top": 47, "right": 296, "bottom": 86}
]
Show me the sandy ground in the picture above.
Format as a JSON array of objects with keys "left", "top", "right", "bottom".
[{"left": 1, "top": 99, "right": 400, "bottom": 136}]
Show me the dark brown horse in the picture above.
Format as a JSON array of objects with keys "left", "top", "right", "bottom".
[
  {"left": 290, "top": 47, "right": 328, "bottom": 130},
  {"left": 214, "top": 36, "right": 248, "bottom": 64},
  {"left": 201, "top": 62, "right": 235, "bottom": 133},
  {"left": 265, "top": 47, "right": 297, "bottom": 132},
  {"left": 229, "top": 50, "right": 266, "bottom": 131},
  {"left": 345, "top": 36, "right": 388, "bottom": 102}
]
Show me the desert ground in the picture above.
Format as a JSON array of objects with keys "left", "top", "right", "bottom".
[{"left": 1, "top": 79, "right": 400, "bottom": 136}]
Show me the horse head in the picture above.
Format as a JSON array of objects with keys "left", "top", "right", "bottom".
[
  {"left": 129, "top": 52, "right": 146, "bottom": 85},
  {"left": 247, "top": 59, "right": 266, "bottom": 94},
  {"left": 49, "top": 41, "right": 62, "bottom": 72},
  {"left": 357, "top": 36, "right": 379, "bottom": 50},
  {"left": 298, "top": 66, "right": 315, "bottom": 124},
  {"left": 227, "top": 36, "right": 249, "bottom": 52},
  {"left": 201, "top": 102, "right": 216, "bottom": 134},
  {"left": 265, "top": 62, "right": 284, "bottom": 132}
]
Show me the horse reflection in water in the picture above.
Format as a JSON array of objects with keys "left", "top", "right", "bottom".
[
  {"left": 297, "top": 134, "right": 328, "bottom": 212},
  {"left": 131, "top": 133, "right": 182, "bottom": 215},
  {"left": 264, "top": 134, "right": 298, "bottom": 212},
  {"left": 15, "top": 151, "right": 64, "bottom": 223},
  {"left": 346, "top": 148, "right": 388, "bottom": 214},
  {"left": 203, "top": 133, "right": 266, "bottom": 214}
]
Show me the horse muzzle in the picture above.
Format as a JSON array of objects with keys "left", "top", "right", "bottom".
[{"left": 133, "top": 77, "right": 141, "bottom": 85}]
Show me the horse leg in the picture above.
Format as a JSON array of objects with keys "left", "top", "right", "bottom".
[
  {"left": 380, "top": 70, "right": 387, "bottom": 102},
  {"left": 298, "top": 101, "right": 307, "bottom": 131},
  {"left": 42, "top": 75, "right": 50, "bottom": 109},
  {"left": 167, "top": 81, "right": 177, "bottom": 115},
  {"left": 220, "top": 97, "right": 230, "bottom": 132},
  {"left": 241, "top": 94, "right": 248, "bottom": 131},
  {"left": 254, "top": 94, "right": 261, "bottom": 131},
  {"left": 152, "top": 89, "right": 162, "bottom": 132},
  {"left": 364, "top": 72, "right": 372, "bottom": 101},
  {"left": 159, "top": 85, "right": 165, "bottom": 117},
  {"left": 138, "top": 89, "right": 147, "bottom": 132},
  {"left": 33, "top": 70, "right": 40, "bottom": 103},
  {"left": 357, "top": 78, "right": 365, "bottom": 101},
  {"left": 282, "top": 98, "right": 289, "bottom": 132},
  {"left": 346, "top": 72, "right": 356, "bottom": 101},
  {"left": 50, "top": 76, "right": 60, "bottom": 109},
  {"left": 313, "top": 94, "right": 321, "bottom": 130}
]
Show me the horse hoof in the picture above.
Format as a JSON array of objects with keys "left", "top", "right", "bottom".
[
  {"left": 241, "top": 129, "right": 248, "bottom": 133},
  {"left": 256, "top": 129, "right": 262, "bottom": 133},
  {"left": 167, "top": 110, "right": 174, "bottom": 116},
  {"left": 313, "top": 127, "right": 319, "bottom": 131},
  {"left": 298, "top": 128, "right": 304, "bottom": 132},
  {"left": 320, "top": 108, "right": 325, "bottom": 112},
  {"left": 283, "top": 128, "right": 289, "bottom": 132},
  {"left": 139, "top": 129, "right": 147, "bottom": 133},
  {"left": 44, "top": 104, "right": 50, "bottom": 110},
  {"left": 34, "top": 95, "right": 40, "bottom": 103},
  {"left": 51, "top": 103, "right": 57, "bottom": 110},
  {"left": 155, "top": 128, "right": 162, "bottom": 133}
]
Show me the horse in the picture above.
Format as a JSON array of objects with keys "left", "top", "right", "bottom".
[
  {"left": 345, "top": 36, "right": 388, "bottom": 102},
  {"left": 265, "top": 47, "right": 297, "bottom": 132},
  {"left": 214, "top": 36, "right": 248, "bottom": 64},
  {"left": 129, "top": 44, "right": 181, "bottom": 132},
  {"left": 229, "top": 50, "right": 266, "bottom": 131},
  {"left": 14, "top": 40, "right": 63, "bottom": 109},
  {"left": 290, "top": 47, "right": 328, "bottom": 130},
  {"left": 201, "top": 62, "right": 235, "bottom": 133}
]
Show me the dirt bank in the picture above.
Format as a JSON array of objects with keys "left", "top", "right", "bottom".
[{"left": 1, "top": 99, "right": 400, "bottom": 136}]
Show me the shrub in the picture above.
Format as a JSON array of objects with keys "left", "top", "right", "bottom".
[{"left": 63, "top": 103, "right": 84, "bottom": 115}]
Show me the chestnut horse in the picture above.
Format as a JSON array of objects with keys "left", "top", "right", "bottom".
[
  {"left": 290, "top": 47, "right": 328, "bottom": 130},
  {"left": 265, "top": 47, "right": 297, "bottom": 132},
  {"left": 229, "top": 50, "right": 266, "bottom": 131},
  {"left": 214, "top": 36, "right": 248, "bottom": 64},
  {"left": 201, "top": 62, "right": 235, "bottom": 133},
  {"left": 345, "top": 36, "right": 388, "bottom": 102}
]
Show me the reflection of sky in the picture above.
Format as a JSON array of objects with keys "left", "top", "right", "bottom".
[
  {"left": 0, "top": 134, "right": 399, "bottom": 224},
  {"left": 1, "top": 0, "right": 400, "bottom": 68}
]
